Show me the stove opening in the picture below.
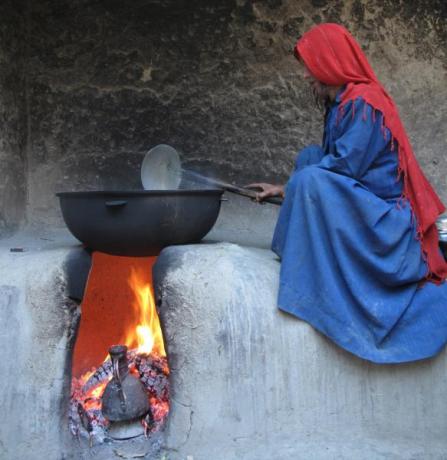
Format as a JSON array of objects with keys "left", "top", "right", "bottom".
[{"left": 69, "top": 252, "right": 169, "bottom": 443}]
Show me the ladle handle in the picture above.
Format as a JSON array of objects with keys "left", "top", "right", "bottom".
[{"left": 182, "top": 169, "right": 283, "bottom": 206}]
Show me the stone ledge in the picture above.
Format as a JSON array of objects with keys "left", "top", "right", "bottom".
[{"left": 154, "top": 242, "right": 447, "bottom": 460}]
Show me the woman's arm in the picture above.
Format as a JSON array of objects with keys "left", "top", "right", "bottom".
[{"left": 246, "top": 183, "right": 285, "bottom": 202}]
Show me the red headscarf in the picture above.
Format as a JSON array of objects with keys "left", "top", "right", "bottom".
[{"left": 295, "top": 23, "right": 447, "bottom": 284}]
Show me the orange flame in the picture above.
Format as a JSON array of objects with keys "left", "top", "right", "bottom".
[{"left": 124, "top": 267, "right": 166, "bottom": 357}]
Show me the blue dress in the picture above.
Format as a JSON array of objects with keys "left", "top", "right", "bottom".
[{"left": 272, "top": 92, "right": 447, "bottom": 363}]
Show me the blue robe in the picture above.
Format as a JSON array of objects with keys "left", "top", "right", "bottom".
[{"left": 272, "top": 92, "right": 447, "bottom": 363}]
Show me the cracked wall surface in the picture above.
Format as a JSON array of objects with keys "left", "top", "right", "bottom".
[{"left": 1, "top": 0, "right": 446, "bottom": 230}]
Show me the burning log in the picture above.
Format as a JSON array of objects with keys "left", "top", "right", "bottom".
[
  {"left": 135, "top": 354, "right": 169, "bottom": 400},
  {"left": 81, "top": 359, "right": 113, "bottom": 393}
]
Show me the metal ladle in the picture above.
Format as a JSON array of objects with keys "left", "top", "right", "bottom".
[{"left": 141, "top": 144, "right": 282, "bottom": 206}]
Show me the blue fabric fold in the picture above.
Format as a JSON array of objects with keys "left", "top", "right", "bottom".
[{"left": 273, "top": 96, "right": 447, "bottom": 363}]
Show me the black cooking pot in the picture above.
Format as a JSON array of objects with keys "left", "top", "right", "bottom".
[{"left": 56, "top": 190, "right": 224, "bottom": 256}]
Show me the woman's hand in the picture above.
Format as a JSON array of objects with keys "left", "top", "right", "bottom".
[{"left": 246, "top": 183, "right": 285, "bottom": 202}]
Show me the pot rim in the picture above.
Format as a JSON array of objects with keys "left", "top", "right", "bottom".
[{"left": 56, "top": 189, "right": 224, "bottom": 198}]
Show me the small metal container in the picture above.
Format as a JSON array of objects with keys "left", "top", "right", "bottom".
[
  {"left": 101, "top": 345, "right": 150, "bottom": 422},
  {"left": 436, "top": 216, "right": 447, "bottom": 260}
]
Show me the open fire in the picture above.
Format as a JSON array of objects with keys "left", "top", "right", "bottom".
[{"left": 69, "top": 254, "right": 169, "bottom": 443}]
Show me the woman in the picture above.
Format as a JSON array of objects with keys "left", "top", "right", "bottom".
[{"left": 251, "top": 23, "right": 447, "bottom": 363}]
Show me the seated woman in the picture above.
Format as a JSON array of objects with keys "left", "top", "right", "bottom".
[{"left": 251, "top": 23, "right": 447, "bottom": 363}]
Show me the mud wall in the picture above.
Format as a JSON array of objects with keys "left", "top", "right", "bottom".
[
  {"left": 0, "top": 0, "right": 27, "bottom": 237},
  {"left": 2, "top": 0, "right": 447, "bottom": 230}
]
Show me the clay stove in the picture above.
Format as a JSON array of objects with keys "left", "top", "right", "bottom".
[{"left": 2, "top": 238, "right": 447, "bottom": 460}]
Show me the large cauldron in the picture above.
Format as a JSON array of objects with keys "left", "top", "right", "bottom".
[{"left": 57, "top": 190, "right": 224, "bottom": 256}]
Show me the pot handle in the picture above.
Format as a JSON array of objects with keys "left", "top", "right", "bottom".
[{"left": 105, "top": 200, "right": 128, "bottom": 207}]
